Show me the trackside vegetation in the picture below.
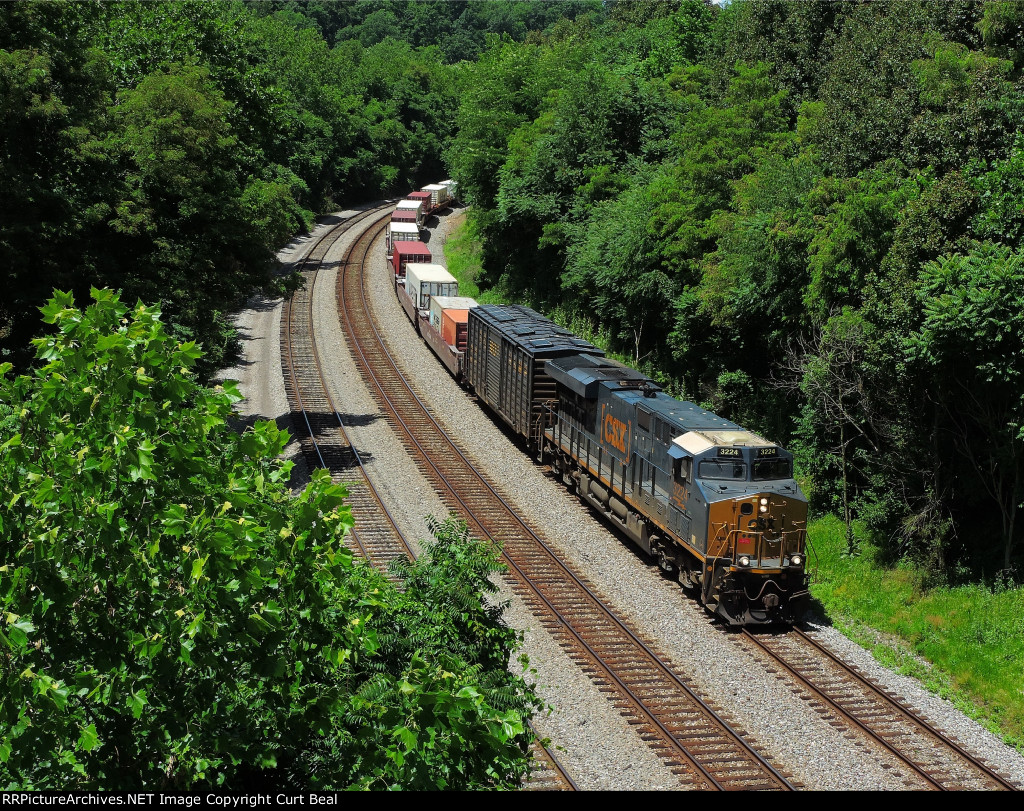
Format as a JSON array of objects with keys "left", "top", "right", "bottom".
[
  {"left": 0, "top": 290, "right": 542, "bottom": 790},
  {"left": 808, "top": 517, "right": 1024, "bottom": 750},
  {"left": 0, "top": 1, "right": 598, "bottom": 376}
]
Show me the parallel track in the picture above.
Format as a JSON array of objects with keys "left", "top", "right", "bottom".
[
  {"left": 280, "top": 205, "right": 415, "bottom": 569},
  {"left": 335, "top": 210, "right": 798, "bottom": 790},
  {"left": 738, "top": 627, "right": 1021, "bottom": 791},
  {"left": 279, "top": 207, "right": 574, "bottom": 790},
  {"left": 279, "top": 204, "right": 1024, "bottom": 793}
]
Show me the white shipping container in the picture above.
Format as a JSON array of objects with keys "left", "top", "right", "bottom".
[
  {"left": 429, "top": 295, "right": 478, "bottom": 330},
  {"left": 439, "top": 179, "right": 457, "bottom": 201},
  {"left": 387, "top": 222, "right": 420, "bottom": 252},
  {"left": 405, "top": 263, "right": 458, "bottom": 310},
  {"left": 422, "top": 183, "right": 447, "bottom": 209},
  {"left": 395, "top": 199, "right": 424, "bottom": 224}
]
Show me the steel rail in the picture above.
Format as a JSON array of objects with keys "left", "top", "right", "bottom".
[
  {"left": 281, "top": 207, "right": 573, "bottom": 790},
  {"left": 280, "top": 204, "right": 414, "bottom": 563},
  {"left": 790, "top": 628, "right": 1018, "bottom": 790},
  {"left": 337, "top": 216, "right": 795, "bottom": 791},
  {"left": 739, "top": 627, "right": 1019, "bottom": 791}
]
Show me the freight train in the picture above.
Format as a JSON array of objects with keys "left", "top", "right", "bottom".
[{"left": 384, "top": 190, "right": 810, "bottom": 627}]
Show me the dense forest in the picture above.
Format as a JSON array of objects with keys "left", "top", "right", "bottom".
[
  {"left": 1, "top": 0, "right": 581, "bottom": 790},
  {"left": 446, "top": 0, "right": 1024, "bottom": 584},
  {"left": 0, "top": 0, "right": 603, "bottom": 376},
  {"left": 3, "top": 0, "right": 1024, "bottom": 789}
]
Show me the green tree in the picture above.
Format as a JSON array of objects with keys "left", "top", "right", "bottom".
[
  {"left": 104, "top": 65, "right": 293, "bottom": 374},
  {"left": 0, "top": 290, "right": 540, "bottom": 789},
  {"left": 0, "top": 1, "right": 112, "bottom": 367},
  {"left": 564, "top": 167, "right": 674, "bottom": 364},
  {"left": 909, "top": 243, "right": 1024, "bottom": 573}
]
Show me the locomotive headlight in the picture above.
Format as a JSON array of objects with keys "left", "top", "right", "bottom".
[
  {"left": 790, "top": 554, "right": 802, "bottom": 567},
  {"left": 738, "top": 556, "right": 750, "bottom": 567},
  {"left": 760, "top": 498, "right": 768, "bottom": 505},
  {"left": 759, "top": 505, "right": 768, "bottom": 513}
]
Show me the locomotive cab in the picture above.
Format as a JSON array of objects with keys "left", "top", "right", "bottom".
[{"left": 672, "top": 430, "right": 810, "bottom": 625}]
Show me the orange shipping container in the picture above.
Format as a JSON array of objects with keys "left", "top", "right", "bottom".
[{"left": 442, "top": 309, "right": 470, "bottom": 349}]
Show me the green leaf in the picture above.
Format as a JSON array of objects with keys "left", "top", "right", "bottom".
[
  {"left": 128, "top": 689, "right": 147, "bottom": 719},
  {"left": 78, "top": 723, "right": 99, "bottom": 752},
  {"left": 394, "top": 726, "right": 417, "bottom": 750},
  {"left": 190, "top": 555, "right": 208, "bottom": 582}
]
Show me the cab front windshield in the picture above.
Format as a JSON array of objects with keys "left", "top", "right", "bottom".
[
  {"left": 698, "top": 459, "right": 747, "bottom": 480},
  {"left": 752, "top": 458, "right": 793, "bottom": 480}
]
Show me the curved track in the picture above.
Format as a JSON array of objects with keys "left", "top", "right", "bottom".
[
  {"left": 279, "top": 203, "right": 1023, "bottom": 793},
  {"left": 280, "top": 205, "right": 415, "bottom": 569},
  {"left": 279, "top": 207, "right": 575, "bottom": 790},
  {"left": 334, "top": 209, "right": 798, "bottom": 790}
]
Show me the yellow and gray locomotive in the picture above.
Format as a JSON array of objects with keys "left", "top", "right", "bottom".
[{"left": 464, "top": 305, "right": 810, "bottom": 627}]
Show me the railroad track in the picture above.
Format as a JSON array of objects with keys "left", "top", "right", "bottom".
[
  {"left": 278, "top": 207, "right": 573, "bottom": 790},
  {"left": 334, "top": 208, "right": 800, "bottom": 790},
  {"left": 280, "top": 204, "right": 415, "bottom": 570},
  {"left": 736, "top": 627, "right": 1020, "bottom": 791}
]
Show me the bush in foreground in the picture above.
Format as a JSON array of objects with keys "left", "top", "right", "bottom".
[{"left": 0, "top": 289, "right": 540, "bottom": 789}]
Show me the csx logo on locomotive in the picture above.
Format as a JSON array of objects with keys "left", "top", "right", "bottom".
[{"left": 601, "top": 406, "right": 630, "bottom": 454}]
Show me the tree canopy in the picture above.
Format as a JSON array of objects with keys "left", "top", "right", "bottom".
[{"left": 447, "top": 0, "right": 1024, "bottom": 582}]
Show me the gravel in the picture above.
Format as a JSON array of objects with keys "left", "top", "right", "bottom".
[{"left": 218, "top": 203, "right": 1024, "bottom": 791}]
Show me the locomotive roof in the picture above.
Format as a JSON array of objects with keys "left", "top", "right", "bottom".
[
  {"left": 545, "top": 353, "right": 744, "bottom": 434},
  {"left": 545, "top": 353, "right": 659, "bottom": 398},
  {"left": 642, "top": 394, "right": 743, "bottom": 434},
  {"left": 672, "top": 428, "right": 773, "bottom": 456},
  {"left": 470, "top": 305, "right": 602, "bottom": 357}
]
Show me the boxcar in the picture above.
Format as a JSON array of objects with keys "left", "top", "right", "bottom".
[{"left": 464, "top": 305, "right": 601, "bottom": 450}]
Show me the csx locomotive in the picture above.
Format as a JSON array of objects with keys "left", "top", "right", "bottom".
[
  {"left": 389, "top": 190, "right": 810, "bottom": 626},
  {"left": 463, "top": 305, "right": 810, "bottom": 627}
]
